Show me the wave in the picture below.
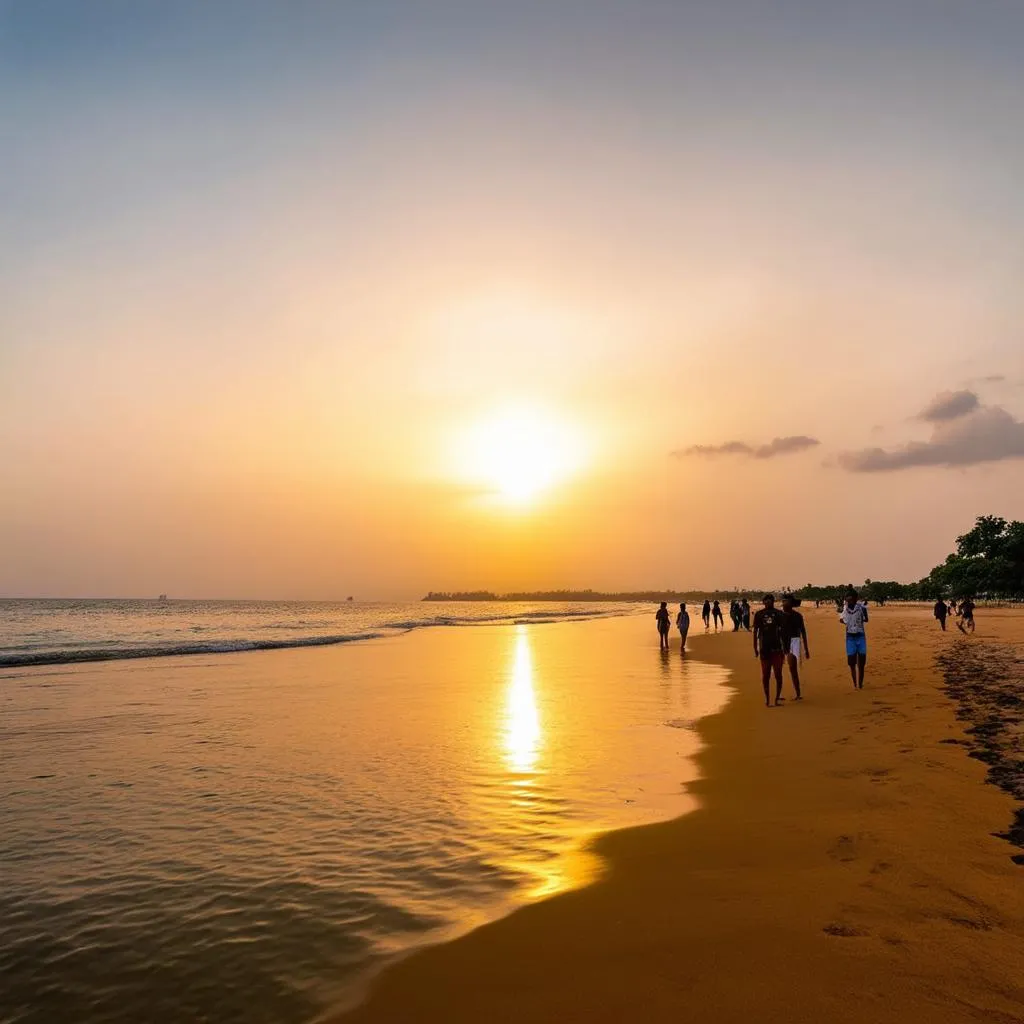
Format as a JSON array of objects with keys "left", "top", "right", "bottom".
[
  {"left": 382, "top": 608, "right": 624, "bottom": 630},
  {"left": 0, "top": 607, "right": 634, "bottom": 669},
  {"left": 0, "top": 633, "right": 389, "bottom": 669}
]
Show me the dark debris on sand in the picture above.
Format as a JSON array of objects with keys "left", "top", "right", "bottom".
[{"left": 935, "top": 641, "right": 1024, "bottom": 863}]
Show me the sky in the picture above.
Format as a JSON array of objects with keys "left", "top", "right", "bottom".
[{"left": 3, "top": 0, "right": 1024, "bottom": 599}]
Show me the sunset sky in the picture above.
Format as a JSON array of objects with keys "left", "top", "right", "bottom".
[{"left": 3, "top": 1, "right": 1024, "bottom": 599}]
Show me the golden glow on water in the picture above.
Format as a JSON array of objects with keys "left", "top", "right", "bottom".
[
  {"left": 1, "top": 614, "right": 730, "bottom": 1024},
  {"left": 504, "top": 627, "right": 541, "bottom": 773},
  {"left": 499, "top": 626, "right": 597, "bottom": 899}
]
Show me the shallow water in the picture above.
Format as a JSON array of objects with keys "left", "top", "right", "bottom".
[
  {"left": 0, "top": 598, "right": 633, "bottom": 667},
  {"left": 0, "top": 615, "right": 728, "bottom": 1024}
]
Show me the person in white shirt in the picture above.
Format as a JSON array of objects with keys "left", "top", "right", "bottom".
[{"left": 839, "top": 592, "right": 868, "bottom": 689}]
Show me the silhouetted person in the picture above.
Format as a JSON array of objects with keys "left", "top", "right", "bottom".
[
  {"left": 753, "top": 594, "right": 785, "bottom": 707},
  {"left": 956, "top": 598, "right": 976, "bottom": 634},
  {"left": 839, "top": 591, "right": 868, "bottom": 689},
  {"left": 656, "top": 601, "right": 671, "bottom": 650},
  {"left": 730, "top": 599, "right": 741, "bottom": 631},
  {"left": 701, "top": 600, "right": 711, "bottom": 630},
  {"left": 712, "top": 600, "right": 724, "bottom": 631},
  {"left": 933, "top": 599, "right": 948, "bottom": 631},
  {"left": 741, "top": 598, "right": 751, "bottom": 630},
  {"left": 780, "top": 595, "right": 809, "bottom": 700},
  {"left": 676, "top": 602, "right": 690, "bottom": 651}
]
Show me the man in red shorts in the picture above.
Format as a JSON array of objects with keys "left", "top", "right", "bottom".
[{"left": 753, "top": 593, "right": 785, "bottom": 707}]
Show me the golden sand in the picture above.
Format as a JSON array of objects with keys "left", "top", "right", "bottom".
[{"left": 337, "top": 606, "right": 1024, "bottom": 1023}]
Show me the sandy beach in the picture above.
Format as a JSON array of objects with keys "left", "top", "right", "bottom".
[{"left": 339, "top": 605, "right": 1024, "bottom": 1023}]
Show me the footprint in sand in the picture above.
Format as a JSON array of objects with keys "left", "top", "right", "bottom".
[{"left": 828, "top": 835, "right": 858, "bottom": 862}]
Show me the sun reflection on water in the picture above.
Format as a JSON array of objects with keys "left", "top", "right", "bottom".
[{"left": 505, "top": 627, "right": 541, "bottom": 773}]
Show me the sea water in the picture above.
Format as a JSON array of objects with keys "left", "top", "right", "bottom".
[
  {"left": 0, "top": 598, "right": 630, "bottom": 668},
  {"left": 0, "top": 602, "right": 729, "bottom": 1024}
]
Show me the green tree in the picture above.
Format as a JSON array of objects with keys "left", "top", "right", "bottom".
[{"left": 922, "top": 515, "right": 1024, "bottom": 599}]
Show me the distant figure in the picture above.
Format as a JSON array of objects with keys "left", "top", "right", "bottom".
[
  {"left": 676, "top": 602, "right": 690, "bottom": 651},
  {"left": 839, "top": 591, "right": 868, "bottom": 689},
  {"left": 933, "top": 599, "right": 948, "bottom": 631},
  {"left": 656, "top": 602, "right": 671, "bottom": 650},
  {"left": 712, "top": 600, "right": 724, "bottom": 631},
  {"left": 781, "top": 594, "right": 809, "bottom": 700},
  {"left": 730, "top": 599, "right": 741, "bottom": 631},
  {"left": 741, "top": 598, "right": 751, "bottom": 631},
  {"left": 753, "top": 594, "right": 785, "bottom": 707},
  {"left": 956, "top": 598, "right": 976, "bottom": 634},
  {"left": 702, "top": 600, "right": 711, "bottom": 630}
]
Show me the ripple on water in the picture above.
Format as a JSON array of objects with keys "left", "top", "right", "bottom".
[{"left": 0, "top": 623, "right": 729, "bottom": 1024}]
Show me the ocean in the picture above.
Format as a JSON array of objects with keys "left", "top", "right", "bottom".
[
  {"left": 0, "top": 598, "right": 632, "bottom": 668},
  {"left": 0, "top": 601, "right": 729, "bottom": 1023}
]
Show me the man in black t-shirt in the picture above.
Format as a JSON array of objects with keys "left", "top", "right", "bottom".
[
  {"left": 780, "top": 595, "right": 810, "bottom": 700},
  {"left": 752, "top": 594, "right": 785, "bottom": 707}
]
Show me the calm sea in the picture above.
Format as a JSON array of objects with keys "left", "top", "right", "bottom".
[
  {"left": 0, "top": 601, "right": 729, "bottom": 1024},
  {"left": 0, "top": 598, "right": 632, "bottom": 668}
]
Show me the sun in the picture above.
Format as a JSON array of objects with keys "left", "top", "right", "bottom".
[{"left": 458, "top": 406, "right": 586, "bottom": 506}]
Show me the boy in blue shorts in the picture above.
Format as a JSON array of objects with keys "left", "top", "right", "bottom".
[{"left": 839, "top": 592, "right": 868, "bottom": 689}]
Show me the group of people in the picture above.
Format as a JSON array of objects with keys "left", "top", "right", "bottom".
[
  {"left": 655, "top": 590, "right": 870, "bottom": 707},
  {"left": 932, "top": 597, "right": 976, "bottom": 633},
  {"left": 695, "top": 598, "right": 752, "bottom": 631}
]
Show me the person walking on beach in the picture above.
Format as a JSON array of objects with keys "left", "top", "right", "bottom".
[
  {"left": 780, "top": 595, "right": 809, "bottom": 700},
  {"left": 956, "top": 598, "right": 976, "bottom": 634},
  {"left": 729, "top": 599, "right": 741, "bottom": 631},
  {"left": 933, "top": 598, "right": 948, "bottom": 631},
  {"left": 741, "top": 598, "right": 751, "bottom": 630},
  {"left": 712, "top": 600, "right": 724, "bottom": 631},
  {"left": 702, "top": 600, "right": 711, "bottom": 630},
  {"left": 753, "top": 594, "right": 786, "bottom": 707},
  {"left": 656, "top": 602, "right": 671, "bottom": 650},
  {"left": 676, "top": 602, "right": 690, "bottom": 651},
  {"left": 839, "top": 591, "right": 868, "bottom": 689}
]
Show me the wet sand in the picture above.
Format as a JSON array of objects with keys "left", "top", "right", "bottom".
[{"left": 337, "top": 606, "right": 1024, "bottom": 1023}]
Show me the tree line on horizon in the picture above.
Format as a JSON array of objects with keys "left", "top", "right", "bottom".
[{"left": 423, "top": 517, "right": 1024, "bottom": 605}]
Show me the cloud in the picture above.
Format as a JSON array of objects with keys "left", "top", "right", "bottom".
[
  {"left": 754, "top": 435, "right": 821, "bottom": 458},
  {"left": 675, "top": 435, "right": 820, "bottom": 460},
  {"left": 919, "top": 389, "right": 980, "bottom": 422},
  {"left": 839, "top": 405, "right": 1024, "bottom": 472},
  {"left": 980, "top": 375, "right": 1006, "bottom": 383}
]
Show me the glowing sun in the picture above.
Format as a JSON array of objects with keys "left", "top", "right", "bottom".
[{"left": 458, "top": 407, "right": 586, "bottom": 506}]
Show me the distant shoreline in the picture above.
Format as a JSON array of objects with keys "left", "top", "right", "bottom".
[{"left": 422, "top": 590, "right": 757, "bottom": 602}]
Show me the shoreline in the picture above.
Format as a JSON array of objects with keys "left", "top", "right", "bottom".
[
  {"left": 1, "top": 612, "right": 727, "bottom": 1024},
  {"left": 335, "top": 606, "right": 1024, "bottom": 1023},
  {"left": 314, "top": 620, "right": 736, "bottom": 1019}
]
